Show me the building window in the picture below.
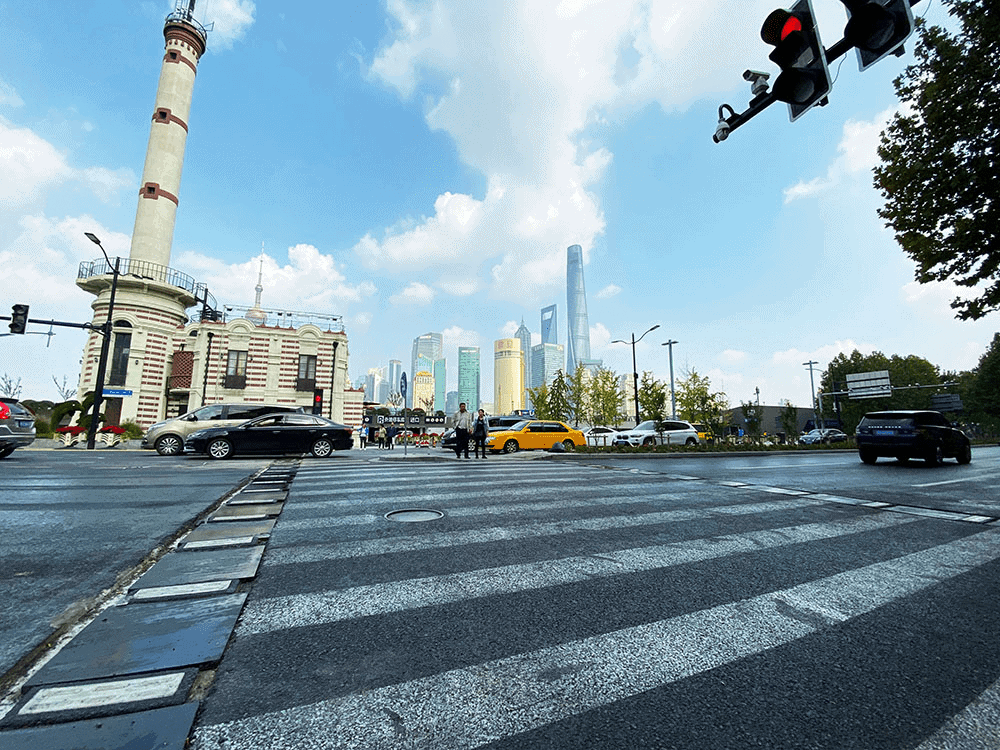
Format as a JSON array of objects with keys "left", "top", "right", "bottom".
[
  {"left": 108, "top": 324, "right": 132, "bottom": 386},
  {"left": 224, "top": 350, "right": 247, "bottom": 390},
  {"left": 297, "top": 354, "right": 317, "bottom": 391}
]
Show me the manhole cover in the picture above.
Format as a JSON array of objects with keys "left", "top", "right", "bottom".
[{"left": 385, "top": 509, "right": 444, "bottom": 523}]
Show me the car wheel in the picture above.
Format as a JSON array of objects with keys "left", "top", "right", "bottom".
[
  {"left": 155, "top": 434, "right": 183, "bottom": 456},
  {"left": 207, "top": 438, "right": 233, "bottom": 460},
  {"left": 503, "top": 439, "right": 519, "bottom": 454},
  {"left": 562, "top": 439, "right": 575, "bottom": 451},
  {"left": 685, "top": 438, "right": 697, "bottom": 446},
  {"left": 311, "top": 438, "right": 334, "bottom": 458},
  {"left": 859, "top": 449, "right": 877, "bottom": 465},
  {"left": 925, "top": 443, "right": 944, "bottom": 466},
  {"left": 0, "top": 445, "right": 15, "bottom": 459},
  {"left": 642, "top": 437, "right": 655, "bottom": 447},
  {"left": 957, "top": 442, "right": 972, "bottom": 465}
]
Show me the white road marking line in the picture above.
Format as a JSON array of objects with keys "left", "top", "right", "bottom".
[
  {"left": 19, "top": 672, "right": 186, "bottom": 715},
  {"left": 237, "top": 513, "right": 915, "bottom": 636},
  {"left": 266, "top": 497, "right": 831, "bottom": 564},
  {"left": 131, "top": 580, "right": 234, "bottom": 600},
  {"left": 194, "top": 529, "right": 1000, "bottom": 750},
  {"left": 183, "top": 536, "right": 256, "bottom": 549},
  {"left": 912, "top": 471, "right": 1000, "bottom": 488}
]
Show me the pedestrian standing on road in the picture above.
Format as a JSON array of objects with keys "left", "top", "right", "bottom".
[
  {"left": 386, "top": 425, "right": 396, "bottom": 450},
  {"left": 472, "top": 409, "right": 489, "bottom": 458},
  {"left": 453, "top": 402, "right": 473, "bottom": 459},
  {"left": 377, "top": 425, "right": 386, "bottom": 449},
  {"left": 359, "top": 424, "right": 368, "bottom": 450}
]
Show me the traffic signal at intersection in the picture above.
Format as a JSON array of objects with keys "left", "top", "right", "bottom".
[
  {"left": 760, "top": 0, "right": 831, "bottom": 121},
  {"left": 9, "top": 304, "right": 29, "bottom": 335},
  {"left": 841, "top": 0, "right": 915, "bottom": 70},
  {"left": 312, "top": 388, "right": 324, "bottom": 415}
]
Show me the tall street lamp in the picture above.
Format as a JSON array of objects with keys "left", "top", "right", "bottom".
[
  {"left": 83, "top": 232, "right": 120, "bottom": 450},
  {"left": 612, "top": 324, "right": 660, "bottom": 426},
  {"left": 661, "top": 339, "right": 678, "bottom": 419},
  {"left": 804, "top": 360, "right": 822, "bottom": 431}
]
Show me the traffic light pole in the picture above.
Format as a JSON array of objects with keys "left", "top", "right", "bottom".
[{"left": 86, "top": 257, "right": 121, "bottom": 450}]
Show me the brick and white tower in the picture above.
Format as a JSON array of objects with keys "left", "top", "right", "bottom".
[
  {"left": 130, "top": 3, "right": 206, "bottom": 267},
  {"left": 76, "top": 2, "right": 210, "bottom": 427}
]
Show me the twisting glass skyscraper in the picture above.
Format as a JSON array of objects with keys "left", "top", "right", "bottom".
[{"left": 566, "top": 244, "right": 591, "bottom": 375}]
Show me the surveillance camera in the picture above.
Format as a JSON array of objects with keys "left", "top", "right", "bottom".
[
  {"left": 743, "top": 69, "right": 769, "bottom": 82},
  {"left": 714, "top": 118, "right": 730, "bottom": 143}
]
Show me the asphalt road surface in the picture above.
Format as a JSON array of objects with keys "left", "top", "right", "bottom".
[
  {"left": 0, "top": 450, "right": 269, "bottom": 680},
  {"left": 3, "top": 446, "right": 999, "bottom": 748},
  {"left": 187, "top": 448, "right": 1000, "bottom": 749}
]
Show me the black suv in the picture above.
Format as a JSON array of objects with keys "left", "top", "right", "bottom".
[{"left": 855, "top": 410, "right": 971, "bottom": 466}]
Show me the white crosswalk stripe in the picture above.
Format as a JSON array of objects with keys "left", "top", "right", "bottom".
[{"left": 192, "top": 460, "right": 1000, "bottom": 749}]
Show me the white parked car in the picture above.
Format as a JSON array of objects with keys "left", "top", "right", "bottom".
[
  {"left": 585, "top": 425, "right": 620, "bottom": 447},
  {"left": 612, "top": 420, "right": 700, "bottom": 447}
]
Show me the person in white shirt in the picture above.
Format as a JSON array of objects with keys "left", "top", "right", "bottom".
[{"left": 452, "top": 402, "right": 474, "bottom": 459}]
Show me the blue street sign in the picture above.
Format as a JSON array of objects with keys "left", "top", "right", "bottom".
[
  {"left": 400, "top": 372, "right": 407, "bottom": 400},
  {"left": 102, "top": 388, "right": 133, "bottom": 396}
]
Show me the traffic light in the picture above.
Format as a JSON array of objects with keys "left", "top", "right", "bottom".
[
  {"left": 9, "top": 304, "right": 29, "bottom": 335},
  {"left": 841, "top": 0, "right": 914, "bottom": 70},
  {"left": 761, "top": 0, "right": 832, "bottom": 121},
  {"left": 312, "top": 388, "right": 324, "bottom": 415}
]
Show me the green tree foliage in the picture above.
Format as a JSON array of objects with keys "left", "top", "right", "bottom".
[
  {"left": 675, "top": 370, "right": 730, "bottom": 437},
  {"left": 820, "top": 350, "right": 941, "bottom": 432},
  {"left": 637, "top": 372, "right": 667, "bottom": 425},
  {"left": 526, "top": 382, "right": 554, "bottom": 420},
  {"left": 969, "top": 332, "right": 1000, "bottom": 428},
  {"left": 586, "top": 368, "right": 623, "bottom": 427},
  {"left": 874, "top": 0, "right": 1000, "bottom": 320},
  {"left": 565, "top": 367, "right": 589, "bottom": 427},
  {"left": 778, "top": 400, "right": 799, "bottom": 441},
  {"left": 547, "top": 370, "right": 571, "bottom": 422},
  {"left": 740, "top": 401, "right": 764, "bottom": 442}
]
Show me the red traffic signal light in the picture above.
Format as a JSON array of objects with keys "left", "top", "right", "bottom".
[
  {"left": 841, "top": 0, "right": 915, "bottom": 70},
  {"left": 312, "top": 388, "right": 324, "bottom": 415},
  {"left": 761, "top": 0, "right": 831, "bottom": 121}
]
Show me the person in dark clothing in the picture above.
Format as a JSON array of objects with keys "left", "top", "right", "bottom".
[{"left": 472, "top": 409, "right": 489, "bottom": 458}]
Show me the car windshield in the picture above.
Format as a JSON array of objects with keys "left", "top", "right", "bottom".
[
  {"left": 635, "top": 421, "right": 658, "bottom": 431},
  {"left": 503, "top": 420, "right": 530, "bottom": 431}
]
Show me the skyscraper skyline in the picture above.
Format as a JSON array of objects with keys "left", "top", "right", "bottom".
[
  {"left": 566, "top": 244, "right": 591, "bottom": 375},
  {"left": 514, "top": 318, "right": 532, "bottom": 410},
  {"left": 541, "top": 304, "right": 558, "bottom": 345},
  {"left": 531, "top": 342, "right": 565, "bottom": 391},
  {"left": 458, "top": 346, "right": 480, "bottom": 410},
  {"left": 494, "top": 338, "right": 523, "bottom": 415},
  {"left": 410, "top": 332, "right": 443, "bottom": 407}
]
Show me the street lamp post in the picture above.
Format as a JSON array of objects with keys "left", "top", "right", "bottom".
[
  {"left": 804, "top": 360, "right": 822, "bottom": 432},
  {"left": 83, "top": 232, "right": 120, "bottom": 450},
  {"left": 661, "top": 339, "right": 678, "bottom": 419},
  {"left": 612, "top": 324, "right": 660, "bottom": 427}
]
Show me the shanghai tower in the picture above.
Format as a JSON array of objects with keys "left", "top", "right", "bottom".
[{"left": 566, "top": 244, "right": 591, "bottom": 375}]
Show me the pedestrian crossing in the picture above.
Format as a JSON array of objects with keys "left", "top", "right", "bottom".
[{"left": 191, "top": 458, "right": 1000, "bottom": 749}]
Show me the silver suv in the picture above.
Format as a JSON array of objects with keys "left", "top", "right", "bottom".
[
  {"left": 0, "top": 398, "right": 36, "bottom": 458},
  {"left": 142, "top": 403, "right": 304, "bottom": 455}
]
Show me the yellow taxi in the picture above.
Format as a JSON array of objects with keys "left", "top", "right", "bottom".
[{"left": 485, "top": 419, "right": 586, "bottom": 454}]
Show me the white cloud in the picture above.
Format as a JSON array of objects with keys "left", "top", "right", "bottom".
[
  {"left": 0, "top": 118, "right": 135, "bottom": 209},
  {"left": 389, "top": 281, "right": 436, "bottom": 305},
  {"left": 595, "top": 283, "right": 621, "bottom": 299},
  {"left": 202, "top": 0, "right": 256, "bottom": 51},
  {"left": 175, "top": 244, "right": 377, "bottom": 310},
  {"left": 772, "top": 340, "right": 875, "bottom": 367},
  {"left": 784, "top": 108, "right": 896, "bottom": 203},
  {"left": 442, "top": 325, "right": 479, "bottom": 349},
  {"left": 0, "top": 77, "right": 24, "bottom": 108},
  {"left": 719, "top": 349, "right": 746, "bottom": 364}
]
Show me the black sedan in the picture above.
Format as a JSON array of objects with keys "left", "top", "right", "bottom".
[
  {"left": 855, "top": 410, "right": 971, "bottom": 465},
  {"left": 184, "top": 413, "right": 353, "bottom": 459}
]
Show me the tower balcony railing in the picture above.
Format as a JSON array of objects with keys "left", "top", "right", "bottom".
[
  {"left": 78, "top": 257, "right": 217, "bottom": 310},
  {"left": 166, "top": 5, "right": 211, "bottom": 38}
]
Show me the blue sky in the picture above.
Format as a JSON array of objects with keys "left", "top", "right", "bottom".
[{"left": 2, "top": 0, "right": 994, "bottom": 410}]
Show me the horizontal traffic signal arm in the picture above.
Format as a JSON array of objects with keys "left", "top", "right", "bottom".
[{"left": 714, "top": 0, "right": 921, "bottom": 141}]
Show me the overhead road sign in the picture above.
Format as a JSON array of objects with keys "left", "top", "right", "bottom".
[{"left": 846, "top": 370, "right": 892, "bottom": 399}]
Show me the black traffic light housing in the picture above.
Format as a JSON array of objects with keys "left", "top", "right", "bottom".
[
  {"left": 9, "top": 304, "right": 29, "bottom": 334},
  {"left": 841, "top": 0, "right": 915, "bottom": 70},
  {"left": 312, "top": 388, "right": 324, "bottom": 415},
  {"left": 761, "top": 0, "right": 832, "bottom": 121}
]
